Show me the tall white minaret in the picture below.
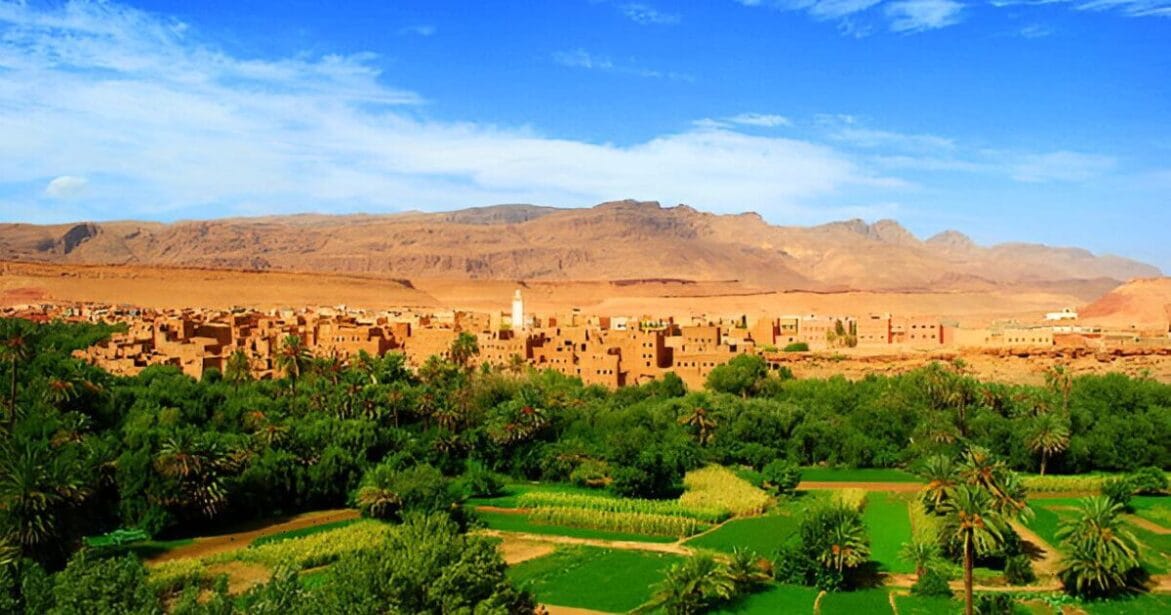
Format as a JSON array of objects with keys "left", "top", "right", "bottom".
[{"left": 511, "top": 289, "right": 525, "bottom": 331}]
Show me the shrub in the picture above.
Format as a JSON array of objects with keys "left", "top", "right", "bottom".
[
  {"left": 459, "top": 462, "right": 504, "bottom": 498},
  {"left": 51, "top": 552, "right": 162, "bottom": 615},
  {"left": 782, "top": 342, "right": 809, "bottom": 352},
  {"left": 760, "top": 460, "right": 801, "bottom": 496},
  {"left": 974, "top": 592, "right": 1021, "bottom": 615},
  {"left": 1130, "top": 466, "right": 1169, "bottom": 495},
  {"left": 833, "top": 488, "right": 868, "bottom": 512},
  {"left": 1101, "top": 476, "right": 1134, "bottom": 510},
  {"left": 569, "top": 459, "right": 611, "bottom": 488},
  {"left": 1004, "top": 554, "right": 1036, "bottom": 586},
  {"left": 911, "top": 566, "right": 952, "bottom": 598},
  {"left": 354, "top": 463, "right": 458, "bottom": 520}
]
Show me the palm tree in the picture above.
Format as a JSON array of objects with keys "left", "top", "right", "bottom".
[
  {"left": 1026, "top": 412, "right": 1070, "bottom": 475},
  {"left": 1056, "top": 496, "right": 1144, "bottom": 598},
  {"left": 275, "top": 334, "right": 310, "bottom": 395},
  {"left": 506, "top": 353, "right": 527, "bottom": 377},
  {"left": 679, "top": 407, "right": 717, "bottom": 447},
  {"left": 817, "top": 508, "right": 871, "bottom": 576},
  {"left": 900, "top": 537, "right": 941, "bottom": 580},
  {"left": 0, "top": 319, "right": 35, "bottom": 430},
  {"left": 939, "top": 485, "right": 1008, "bottom": 615},
  {"left": 725, "top": 548, "right": 771, "bottom": 591},
  {"left": 43, "top": 376, "right": 78, "bottom": 408},
  {"left": 0, "top": 438, "right": 90, "bottom": 560},
  {"left": 448, "top": 333, "right": 480, "bottom": 373},
  {"left": 154, "top": 434, "right": 233, "bottom": 518},
  {"left": 919, "top": 454, "right": 959, "bottom": 513},
  {"left": 645, "top": 554, "right": 735, "bottom": 615},
  {"left": 223, "top": 350, "right": 252, "bottom": 392},
  {"left": 1045, "top": 365, "right": 1073, "bottom": 415}
]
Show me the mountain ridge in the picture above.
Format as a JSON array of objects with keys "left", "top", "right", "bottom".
[{"left": 0, "top": 199, "right": 1159, "bottom": 292}]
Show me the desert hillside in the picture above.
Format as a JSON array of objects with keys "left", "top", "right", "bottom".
[
  {"left": 1080, "top": 277, "right": 1171, "bottom": 332},
  {"left": 0, "top": 200, "right": 1159, "bottom": 291}
]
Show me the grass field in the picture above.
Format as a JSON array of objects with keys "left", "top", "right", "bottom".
[
  {"left": 711, "top": 583, "right": 820, "bottom": 614},
  {"left": 1082, "top": 593, "right": 1171, "bottom": 614},
  {"left": 894, "top": 594, "right": 959, "bottom": 615},
  {"left": 474, "top": 509, "right": 677, "bottom": 543},
  {"left": 507, "top": 546, "right": 680, "bottom": 612},
  {"left": 1126, "top": 522, "right": 1171, "bottom": 573},
  {"left": 1026, "top": 505, "right": 1070, "bottom": 553},
  {"left": 250, "top": 519, "right": 359, "bottom": 547},
  {"left": 684, "top": 513, "right": 800, "bottom": 555},
  {"left": 1132, "top": 495, "right": 1171, "bottom": 528},
  {"left": 468, "top": 482, "right": 613, "bottom": 508},
  {"left": 864, "top": 492, "right": 916, "bottom": 574},
  {"left": 800, "top": 468, "right": 922, "bottom": 483},
  {"left": 818, "top": 589, "right": 894, "bottom": 614}
]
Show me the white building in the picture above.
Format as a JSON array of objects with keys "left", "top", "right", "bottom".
[
  {"left": 511, "top": 289, "right": 526, "bottom": 331},
  {"left": 1045, "top": 308, "right": 1078, "bottom": 321}
]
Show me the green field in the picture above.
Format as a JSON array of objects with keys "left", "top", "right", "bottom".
[
  {"left": 800, "top": 468, "right": 922, "bottom": 483},
  {"left": 507, "top": 546, "right": 681, "bottom": 612},
  {"left": 1082, "top": 593, "right": 1171, "bottom": 614},
  {"left": 894, "top": 594, "right": 959, "bottom": 615},
  {"left": 251, "top": 519, "right": 359, "bottom": 547},
  {"left": 711, "top": 583, "right": 820, "bottom": 614},
  {"left": 1026, "top": 505, "right": 1071, "bottom": 553},
  {"left": 474, "top": 509, "right": 677, "bottom": 543},
  {"left": 818, "top": 589, "right": 894, "bottom": 614},
  {"left": 1132, "top": 495, "right": 1171, "bottom": 528},
  {"left": 684, "top": 513, "right": 800, "bottom": 555},
  {"left": 109, "top": 537, "right": 194, "bottom": 559},
  {"left": 864, "top": 492, "right": 916, "bottom": 573}
]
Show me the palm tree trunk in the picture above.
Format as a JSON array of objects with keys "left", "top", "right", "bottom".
[
  {"left": 1040, "top": 450, "right": 1048, "bottom": 476},
  {"left": 8, "top": 355, "right": 16, "bottom": 430},
  {"left": 963, "top": 533, "right": 974, "bottom": 615}
]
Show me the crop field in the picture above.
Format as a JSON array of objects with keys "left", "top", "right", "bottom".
[
  {"left": 528, "top": 506, "right": 708, "bottom": 537},
  {"left": 516, "top": 491, "right": 729, "bottom": 522},
  {"left": 684, "top": 512, "right": 800, "bottom": 555},
  {"left": 474, "top": 509, "right": 678, "bottom": 543},
  {"left": 710, "top": 583, "right": 821, "bottom": 613},
  {"left": 864, "top": 492, "right": 916, "bottom": 573},
  {"left": 1132, "top": 495, "right": 1171, "bottom": 528},
  {"left": 468, "top": 482, "right": 613, "bottom": 509},
  {"left": 799, "top": 468, "right": 922, "bottom": 483},
  {"left": 506, "top": 546, "right": 681, "bottom": 612},
  {"left": 249, "top": 518, "right": 359, "bottom": 547},
  {"left": 680, "top": 465, "right": 772, "bottom": 516},
  {"left": 894, "top": 594, "right": 960, "bottom": 614},
  {"left": 818, "top": 589, "right": 895, "bottom": 614}
]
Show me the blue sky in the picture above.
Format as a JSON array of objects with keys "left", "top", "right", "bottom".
[{"left": 1, "top": 1, "right": 1169, "bottom": 270}]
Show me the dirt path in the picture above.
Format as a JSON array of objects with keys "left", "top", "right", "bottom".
[
  {"left": 477, "top": 529, "right": 694, "bottom": 556},
  {"left": 147, "top": 509, "right": 360, "bottom": 564},
  {"left": 1126, "top": 514, "right": 1171, "bottom": 535},
  {"left": 1010, "top": 520, "right": 1062, "bottom": 577},
  {"left": 497, "top": 537, "right": 557, "bottom": 565},
  {"left": 541, "top": 605, "right": 614, "bottom": 615},
  {"left": 798, "top": 481, "right": 923, "bottom": 493}
]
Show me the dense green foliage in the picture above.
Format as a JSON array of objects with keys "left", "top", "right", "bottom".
[{"left": 2, "top": 318, "right": 1171, "bottom": 611}]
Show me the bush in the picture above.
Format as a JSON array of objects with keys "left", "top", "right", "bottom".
[
  {"left": 760, "top": 460, "right": 801, "bottom": 496},
  {"left": 354, "top": 463, "right": 459, "bottom": 520},
  {"left": 974, "top": 593, "right": 1022, "bottom": 615},
  {"left": 1004, "top": 554, "right": 1036, "bottom": 586},
  {"left": 1130, "top": 466, "right": 1169, "bottom": 495},
  {"left": 1101, "top": 476, "right": 1134, "bottom": 510},
  {"left": 459, "top": 462, "right": 504, "bottom": 498},
  {"left": 569, "top": 459, "right": 611, "bottom": 488},
  {"left": 51, "top": 552, "right": 162, "bottom": 615},
  {"left": 782, "top": 342, "right": 809, "bottom": 352},
  {"left": 911, "top": 566, "right": 952, "bottom": 598}
]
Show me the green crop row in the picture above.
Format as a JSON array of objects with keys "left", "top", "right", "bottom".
[
  {"left": 516, "top": 491, "right": 729, "bottom": 523},
  {"left": 529, "top": 506, "right": 708, "bottom": 538},
  {"left": 209, "top": 520, "right": 392, "bottom": 569}
]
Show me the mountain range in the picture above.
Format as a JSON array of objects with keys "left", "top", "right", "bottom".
[{"left": 1, "top": 200, "right": 1159, "bottom": 293}]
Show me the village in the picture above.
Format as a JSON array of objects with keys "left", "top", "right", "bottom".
[{"left": 4, "top": 290, "right": 1168, "bottom": 390}]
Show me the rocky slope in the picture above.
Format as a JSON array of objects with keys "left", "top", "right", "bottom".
[{"left": 0, "top": 200, "right": 1159, "bottom": 292}]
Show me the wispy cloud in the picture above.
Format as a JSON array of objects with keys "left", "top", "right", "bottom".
[
  {"left": 728, "top": 113, "right": 793, "bottom": 127},
  {"left": 991, "top": 0, "right": 1171, "bottom": 17},
  {"left": 1010, "top": 151, "right": 1117, "bottom": 182},
  {"left": 620, "top": 3, "right": 681, "bottom": 25},
  {"left": 1016, "top": 23, "right": 1055, "bottom": 38},
  {"left": 398, "top": 24, "right": 436, "bottom": 37},
  {"left": 0, "top": 1, "right": 896, "bottom": 224},
  {"left": 884, "top": 0, "right": 964, "bottom": 32},
  {"left": 552, "top": 48, "right": 694, "bottom": 81}
]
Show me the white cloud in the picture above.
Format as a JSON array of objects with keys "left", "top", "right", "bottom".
[
  {"left": 990, "top": 0, "right": 1171, "bottom": 18},
  {"left": 885, "top": 0, "right": 964, "bottom": 32},
  {"left": 1011, "top": 151, "right": 1117, "bottom": 182},
  {"left": 552, "top": 48, "right": 693, "bottom": 81},
  {"left": 44, "top": 175, "right": 89, "bottom": 198},
  {"left": 1016, "top": 23, "right": 1055, "bottom": 38},
  {"left": 620, "top": 4, "right": 681, "bottom": 25},
  {"left": 398, "top": 25, "right": 436, "bottom": 37},
  {"left": 727, "top": 113, "right": 792, "bottom": 127},
  {"left": 0, "top": 1, "right": 892, "bottom": 222}
]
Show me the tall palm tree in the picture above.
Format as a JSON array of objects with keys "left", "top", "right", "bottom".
[
  {"left": 1045, "top": 365, "right": 1073, "bottom": 415},
  {"left": 0, "top": 319, "right": 35, "bottom": 430},
  {"left": 1056, "top": 496, "right": 1144, "bottom": 598},
  {"left": 448, "top": 333, "right": 480, "bottom": 373},
  {"left": 223, "top": 350, "right": 252, "bottom": 392},
  {"left": 1026, "top": 412, "right": 1071, "bottom": 476},
  {"left": 919, "top": 454, "right": 959, "bottom": 513},
  {"left": 154, "top": 434, "right": 233, "bottom": 519},
  {"left": 939, "top": 485, "right": 1008, "bottom": 615},
  {"left": 275, "top": 334, "right": 310, "bottom": 395}
]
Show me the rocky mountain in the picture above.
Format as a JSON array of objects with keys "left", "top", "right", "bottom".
[{"left": 0, "top": 200, "right": 1160, "bottom": 292}]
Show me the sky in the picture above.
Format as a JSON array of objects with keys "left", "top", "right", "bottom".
[{"left": 1, "top": 0, "right": 1169, "bottom": 269}]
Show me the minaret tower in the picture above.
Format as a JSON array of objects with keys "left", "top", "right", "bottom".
[{"left": 511, "top": 289, "right": 525, "bottom": 331}]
